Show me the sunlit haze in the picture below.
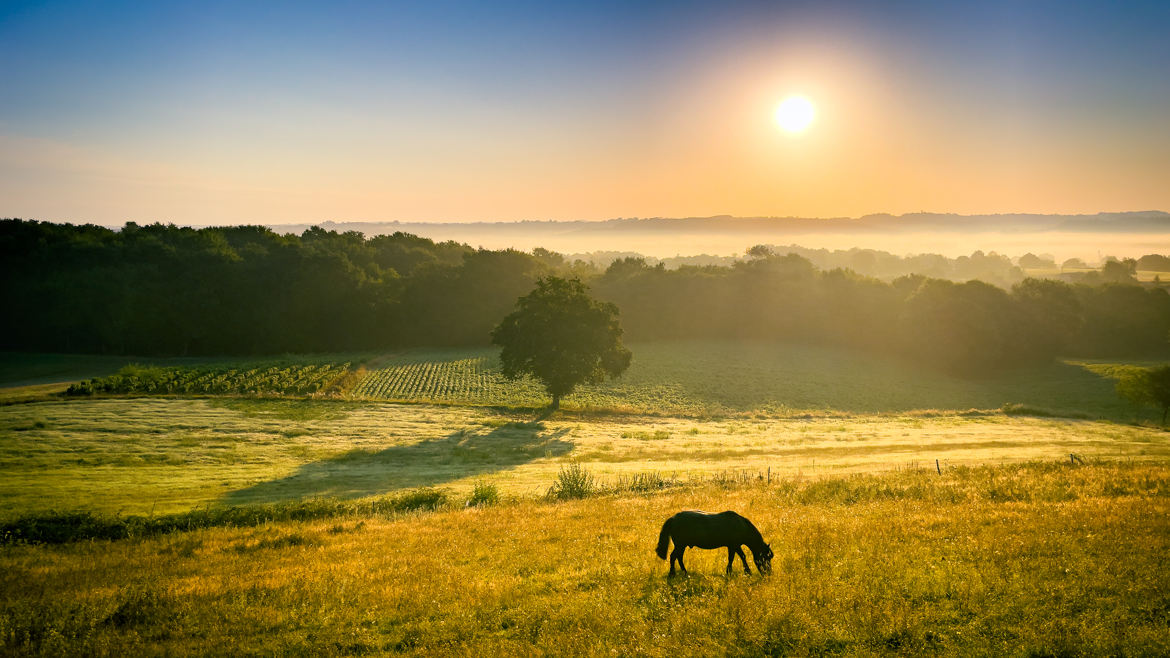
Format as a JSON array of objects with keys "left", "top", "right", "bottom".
[{"left": 2, "top": 1, "right": 1169, "bottom": 225}]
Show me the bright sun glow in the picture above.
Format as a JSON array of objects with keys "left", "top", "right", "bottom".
[{"left": 775, "top": 95, "right": 815, "bottom": 133}]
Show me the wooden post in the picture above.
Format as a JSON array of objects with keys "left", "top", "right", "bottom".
[
  {"left": 767, "top": 467, "right": 771, "bottom": 484},
  {"left": 936, "top": 459, "right": 941, "bottom": 475}
]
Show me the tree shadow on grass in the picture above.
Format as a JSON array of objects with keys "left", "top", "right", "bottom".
[{"left": 221, "top": 422, "right": 572, "bottom": 506}]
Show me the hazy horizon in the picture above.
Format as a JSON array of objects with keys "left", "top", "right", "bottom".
[{"left": 21, "top": 212, "right": 1165, "bottom": 262}]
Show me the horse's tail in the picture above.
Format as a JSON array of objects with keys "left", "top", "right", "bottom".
[{"left": 655, "top": 518, "right": 672, "bottom": 560}]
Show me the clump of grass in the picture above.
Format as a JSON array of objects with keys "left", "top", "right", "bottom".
[
  {"left": 620, "top": 429, "right": 671, "bottom": 440},
  {"left": 327, "top": 521, "right": 365, "bottom": 534},
  {"left": 158, "top": 538, "right": 203, "bottom": 557},
  {"left": 104, "top": 583, "right": 182, "bottom": 628},
  {"left": 547, "top": 463, "right": 598, "bottom": 500},
  {"left": 233, "top": 532, "right": 320, "bottom": 553},
  {"left": 390, "top": 488, "right": 448, "bottom": 512},
  {"left": 1002, "top": 402, "right": 1089, "bottom": 419},
  {"left": 1002, "top": 402, "right": 1057, "bottom": 417},
  {"left": 466, "top": 481, "right": 501, "bottom": 507},
  {"left": 709, "top": 470, "right": 765, "bottom": 488},
  {"left": 613, "top": 471, "right": 675, "bottom": 493}
]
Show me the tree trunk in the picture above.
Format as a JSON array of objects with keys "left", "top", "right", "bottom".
[
  {"left": 550, "top": 394, "right": 561, "bottom": 411},
  {"left": 1162, "top": 404, "right": 1167, "bottom": 427}
]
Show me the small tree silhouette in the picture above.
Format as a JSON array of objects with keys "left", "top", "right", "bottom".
[{"left": 491, "top": 277, "right": 632, "bottom": 412}]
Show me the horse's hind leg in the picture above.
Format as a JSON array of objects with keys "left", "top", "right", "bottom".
[
  {"left": 726, "top": 547, "right": 735, "bottom": 574},
  {"left": 736, "top": 547, "right": 751, "bottom": 574},
  {"left": 671, "top": 546, "right": 687, "bottom": 575}
]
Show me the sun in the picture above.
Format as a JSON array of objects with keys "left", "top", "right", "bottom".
[{"left": 774, "top": 95, "right": 815, "bottom": 133}]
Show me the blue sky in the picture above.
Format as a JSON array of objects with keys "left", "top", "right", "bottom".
[{"left": 2, "top": 0, "right": 1168, "bottom": 224}]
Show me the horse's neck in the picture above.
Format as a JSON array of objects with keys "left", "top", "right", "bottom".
[{"left": 741, "top": 520, "right": 764, "bottom": 547}]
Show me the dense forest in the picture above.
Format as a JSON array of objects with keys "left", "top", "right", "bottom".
[
  {"left": 569, "top": 245, "right": 1163, "bottom": 288},
  {"left": 3, "top": 219, "right": 1168, "bottom": 373}
]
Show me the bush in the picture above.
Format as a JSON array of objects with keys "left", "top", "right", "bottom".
[
  {"left": 466, "top": 481, "right": 500, "bottom": 507},
  {"left": 547, "top": 463, "right": 598, "bottom": 500},
  {"left": 387, "top": 488, "right": 448, "bottom": 513}
]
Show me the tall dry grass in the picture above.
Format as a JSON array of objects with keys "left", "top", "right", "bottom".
[{"left": 2, "top": 461, "right": 1167, "bottom": 655}]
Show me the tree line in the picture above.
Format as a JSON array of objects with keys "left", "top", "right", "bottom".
[{"left": 2, "top": 219, "right": 1168, "bottom": 373}]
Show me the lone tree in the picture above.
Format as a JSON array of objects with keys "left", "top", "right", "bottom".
[
  {"left": 1117, "top": 365, "right": 1170, "bottom": 425},
  {"left": 491, "top": 276, "right": 632, "bottom": 411}
]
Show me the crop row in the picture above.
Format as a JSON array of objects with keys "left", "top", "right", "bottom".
[
  {"left": 67, "top": 362, "right": 352, "bottom": 397},
  {"left": 351, "top": 357, "right": 547, "bottom": 405}
]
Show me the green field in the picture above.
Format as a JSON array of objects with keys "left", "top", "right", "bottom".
[
  {"left": 347, "top": 342, "right": 1156, "bottom": 420},
  {"left": 2, "top": 343, "right": 1168, "bottom": 655},
  {"left": 25, "top": 341, "right": 1159, "bottom": 422}
]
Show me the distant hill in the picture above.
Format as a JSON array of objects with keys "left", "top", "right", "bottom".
[{"left": 269, "top": 211, "right": 1170, "bottom": 239}]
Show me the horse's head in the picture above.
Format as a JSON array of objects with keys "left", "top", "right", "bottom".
[{"left": 753, "top": 542, "right": 774, "bottom": 574}]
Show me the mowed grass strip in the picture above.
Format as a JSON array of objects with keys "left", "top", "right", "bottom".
[
  {"left": 1, "top": 462, "right": 1167, "bottom": 656},
  {"left": 2, "top": 398, "right": 1167, "bottom": 518}
]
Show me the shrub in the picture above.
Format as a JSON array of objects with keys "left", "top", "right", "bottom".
[
  {"left": 466, "top": 481, "right": 500, "bottom": 507},
  {"left": 547, "top": 463, "right": 598, "bottom": 500},
  {"left": 387, "top": 488, "right": 448, "bottom": 513}
]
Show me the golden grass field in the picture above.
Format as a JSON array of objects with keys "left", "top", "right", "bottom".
[{"left": 2, "top": 463, "right": 1168, "bottom": 655}]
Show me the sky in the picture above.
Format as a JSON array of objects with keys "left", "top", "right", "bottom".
[{"left": 2, "top": 0, "right": 1169, "bottom": 225}]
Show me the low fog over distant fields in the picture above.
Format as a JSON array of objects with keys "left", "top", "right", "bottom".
[{"left": 267, "top": 212, "right": 1170, "bottom": 262}]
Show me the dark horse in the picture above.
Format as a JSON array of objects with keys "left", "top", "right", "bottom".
[{"left": 656, "top": 510, "right": 773, "bottom": 576}]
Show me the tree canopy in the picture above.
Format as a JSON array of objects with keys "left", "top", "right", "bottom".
[
  {"left": 1117, "top": 365, "right": 1170, "bottom": 425},
  {"left": 490, "top": 277, "right": 631, "bottom": 409},
  {"left": 3, "top": 219, "right": 1169, "bottom": 374}
]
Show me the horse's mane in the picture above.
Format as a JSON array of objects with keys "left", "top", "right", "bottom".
[{"left": 737, "top": 513, "right": 765, "bottom": 546}]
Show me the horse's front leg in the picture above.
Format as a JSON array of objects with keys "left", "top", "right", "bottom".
[
  {"left": 726, "top": 547, "right": 735, "bottom": 574},
  {"left": 737, "top": 547, "right": 751, "bottom": 574}
]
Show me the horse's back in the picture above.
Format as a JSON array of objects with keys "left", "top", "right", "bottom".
[
  {"left": 670, "top": 510, "right": 742, "bottom": 523},
  {"left": 667, "top": 510, "right": 749, "bottom": 549}
]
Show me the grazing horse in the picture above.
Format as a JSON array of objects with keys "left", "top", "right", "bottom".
[{"left": 655, "top": 510, "right": 773, "bottom": 576}]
